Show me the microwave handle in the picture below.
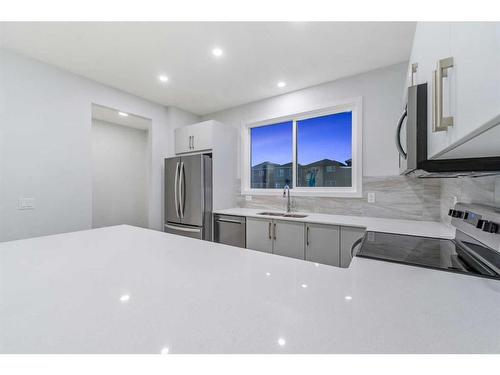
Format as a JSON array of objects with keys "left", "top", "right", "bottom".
[{"left": 395, "top": 106, "right": 408, "bottom": 160}]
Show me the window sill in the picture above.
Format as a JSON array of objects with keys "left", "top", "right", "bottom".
[{"left": 241, "top": 189, "right": 363, "bottom": 198}]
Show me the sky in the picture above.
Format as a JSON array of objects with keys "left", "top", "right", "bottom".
[{"left": 251, "top": 112, "right": 352, "bottom": 166}]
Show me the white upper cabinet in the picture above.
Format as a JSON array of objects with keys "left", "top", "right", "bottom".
[
  {"left": 407, "top": 22, "right": 500, "bottom": 158},
  {"left": 175, "top": 120, "right": 214, "bottom": 154}
]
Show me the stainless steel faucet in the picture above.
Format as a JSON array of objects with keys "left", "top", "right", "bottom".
[{"left": 283, "top": 184, "right": 291, "bottom": 213}]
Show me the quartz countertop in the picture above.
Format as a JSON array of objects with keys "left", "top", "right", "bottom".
[
  {"left": 214, "top": 207, "right": 455, "bottom": 239},
  {"left": 1, "top": 225, "right": 499, "bottom": 353}
]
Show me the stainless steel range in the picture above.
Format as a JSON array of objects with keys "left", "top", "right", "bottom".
[{"left": 355, "top": 203, "right": 500, "bottom": 280}]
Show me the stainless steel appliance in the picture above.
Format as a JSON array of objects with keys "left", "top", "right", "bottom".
[
  {"left": 354, "top": 202, "right": 500, "bottom": 280},
  {"left": 164, "top": 154, "right": 212, "bottom": 240},
  {"left": 396, "top": 83, "right": 500, "bottom": 176},
  {"left": 213, "top": 214, "right": 246, "bottom": 248}
]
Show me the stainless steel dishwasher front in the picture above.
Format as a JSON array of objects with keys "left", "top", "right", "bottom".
[{"left": 213, "top": 214, "right": 246, "bottom": 248}]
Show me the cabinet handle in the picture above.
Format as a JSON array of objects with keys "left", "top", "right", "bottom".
[
  {"left": 273, "top": 223, "right": 277, "bottom": 240},
  {"left": 189, "top": 135, "right": 193, "bottom": 149},
  {"left": 268, "top": 222, "right": 271, "bottom": 239},
  {"left": 192, "top": 135, "right": 195, "bottom": 150},
  {"left": 433, "top": 56, "right": 454, "bottom": 132},
  {"left": 306, "top": 226, "right": 310, "bottom": 246}
]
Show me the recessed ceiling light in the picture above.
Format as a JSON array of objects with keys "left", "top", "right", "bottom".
[
  {"left": 301, "top": 284, "right": 308, "bottom": 288},
  {"left": 120, "top": 294, "right": 130, "bottom": 302},
  {"left": 278, "top": 338, "right": 286, "bottom": 346},
  {"left": 277, "top": 81, "right": 286, "bottom": 88},
  {"left": 118, "top": 112, "right": 128, "bottom": 117},
  {"left": 212, "top": 47, "right": 223, "bottom": 57},
  {"left": 160, "top": 347, "right": 169, "bottom": 354},
  {"left": 345, "top": 295, "right": 352, "bottom": 301},
  {"left": 158, "top": 75, "right": 169, "bottom": 83}
]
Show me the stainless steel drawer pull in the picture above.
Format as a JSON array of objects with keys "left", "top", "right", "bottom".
[
  {"left": 268, "top": 222, "right": 272, "bottom": 239},
  {"left": 306, "top": 226, "right": 310, "bottom": 246},
  {"left": 273, "top": 223, "right": 277, "bottom": 240},
  {"left": 433, "top": 56, "right": 454, "bottom": 132},
  {"left": 216, "top": 219, "right": 242, "bottom": 224},
  {"left": 165, "top": 224, "right": 201, "bottom": 233}
]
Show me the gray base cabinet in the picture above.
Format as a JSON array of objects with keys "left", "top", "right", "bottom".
[
  {"left": 246, "top": 217, "right": 273, "bottom": 253},
  {"left": 305, "top": 223, "right": 340, "bottom": 267},
  {"left": 245, "top": 216, "right": 365, "bottom": 268},
  {"left": 273, "top": 220, "right": 305, "bottom": 260},
  {"left": 340, "top": 226, "right": 366, "bottom": 268}
]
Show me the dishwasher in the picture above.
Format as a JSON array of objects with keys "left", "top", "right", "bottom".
[{"left": 213, "top": 214, "right": 246, "bottom": 248}]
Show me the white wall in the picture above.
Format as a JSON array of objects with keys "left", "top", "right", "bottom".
[
  {"left": 91, "top": 120, "right": 148, "bottom": 228},
  {"left": 202, "top": 62, "right": 407, "bottom": 178},
  {"left": 0, "top": 49, "right": 198, "bottom": 242}
]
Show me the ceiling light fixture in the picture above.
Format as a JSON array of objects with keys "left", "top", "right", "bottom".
[
  {"left": 120, "top": 294, "right": 130, "bottom": 302},
  {"left": 277, "top": 81, "right": 286, "bottom": 88},
  {"left": 118, "top": 112, "right": 129, "bottom": 117},
  {"left": 158, "top": 75, "right": 169, "bottom": 83},
  {"left": 212, "top": 47, "right": 223, "bottom": 57},
  {"left": 278, "top": 338, "right": 286, "bottom": 346}
]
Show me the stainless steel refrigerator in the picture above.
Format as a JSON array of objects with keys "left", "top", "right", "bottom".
[{"left": 164, "top": 154, "right": 212, "bottom": 240}]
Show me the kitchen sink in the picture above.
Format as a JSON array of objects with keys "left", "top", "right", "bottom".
[{"left": 257, "top": 212, "right": 308, "bottom": 218}]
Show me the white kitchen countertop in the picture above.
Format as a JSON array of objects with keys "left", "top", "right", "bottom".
[
  {"left": 1, "top": 225, "right": 499, "bottom": 353},
  {"left": 214, "top": 207, "right": 456, "bottom": 239}
]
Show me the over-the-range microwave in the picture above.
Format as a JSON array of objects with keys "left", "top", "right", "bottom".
[{"left": 396, "top": 83, "right": 500, "bottom": 178}]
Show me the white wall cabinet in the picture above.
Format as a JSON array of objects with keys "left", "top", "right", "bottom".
[
  {"left": 407, "top": 22, "right": 500, "bottom": 158},
  {"left": 305, "top": 223, "right": 340, "bottom": 266},
  {"left": 246, "top": 218, "right": 273, "bottom": 253},
  {"left": 174, "top": 120, "right": 214, "bottom": 154},
  {"left": 340, "top": 226, "right": 366, "bottom": 268},
  {"left": 273, "top": 220, "right": 305, "bottom": 260}
]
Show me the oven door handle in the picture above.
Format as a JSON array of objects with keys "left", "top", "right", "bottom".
[
  {"left": 395, "top": 106, "right": 408, "bottom": 160},
  {"left": 351, "top": 237, "right": 364, "bottom": 258}
]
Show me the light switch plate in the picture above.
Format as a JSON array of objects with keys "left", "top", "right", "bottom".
[
  {"left": 18, "top": 197, "right": 35, "bottom": 210},
  {"left": 367, "top": 192, "right": 376, "bottom": 203}
]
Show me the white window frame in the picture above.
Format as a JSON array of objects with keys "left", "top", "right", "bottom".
[{"left": 241, "top": 98, "right": 362, "bottom": 198}]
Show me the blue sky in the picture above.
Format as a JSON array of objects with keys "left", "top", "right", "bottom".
[{"left": 251, "top": 112, "right": 352, "bottom": 166}]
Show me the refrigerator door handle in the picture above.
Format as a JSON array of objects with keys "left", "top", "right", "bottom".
[
  {"left": 174, "top": 161, "right": 180, "bottom": 218},
  {"left": 179, "top": 161, "right": 185, "bottom": 218},
  {"left": 164, "top": 223, "right": 201, "bottom": 233}
]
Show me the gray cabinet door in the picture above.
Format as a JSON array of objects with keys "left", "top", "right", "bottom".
[
  {"left": 305, "top": 223, "right": 340, "bottom": 266},
  {"left": 246, "top": 218, "right": 273, "bottom": 253},
  {"left": 340, "top": 226, "right": 366, "bottom": 268},
  {"left": 272, "top": 220, "right": 305, "bottom": 260}
]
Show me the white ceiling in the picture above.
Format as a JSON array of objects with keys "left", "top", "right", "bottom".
[
  {"left": 91, "top": 104, "right": 151, "bottom": 130},
  {"left": 0, "top": 22, "right": 416, "bottom": 115}
]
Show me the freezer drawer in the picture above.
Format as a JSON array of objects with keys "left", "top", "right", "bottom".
[
  {"left": 164, "top": 222, "right": 203, "bottom": 240},
  {"left": 214, "top": 214, "right": 246, "bottom": 248}
]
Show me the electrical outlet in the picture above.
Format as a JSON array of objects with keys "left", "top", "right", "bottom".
[
  {"left": 245, "top": 195, "right": 252, "bottom": 201},
  {"left": 367, "top": 192, "right": 376, "bottom": 203},
  {"left": 18, "top": 197, "right": 35, "bottom": 210}
]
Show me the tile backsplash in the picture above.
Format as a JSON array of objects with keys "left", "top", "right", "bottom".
[{"left": 237, "top": 176, "right": 442, "bottom": 221}]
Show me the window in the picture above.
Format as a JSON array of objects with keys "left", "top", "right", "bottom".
[
  {"left": 243, "top": 100, "right": 362, "bottom": 197},
  {"left": 250, "top": 121, "right": 292, "bottom": 189},
  {"left": 296, "top": 112, "right": 352, "bottom": 188}
]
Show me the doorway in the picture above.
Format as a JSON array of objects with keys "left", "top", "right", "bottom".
[{"left": 91, "top": 104, "right": 151, "bottom": 228}]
